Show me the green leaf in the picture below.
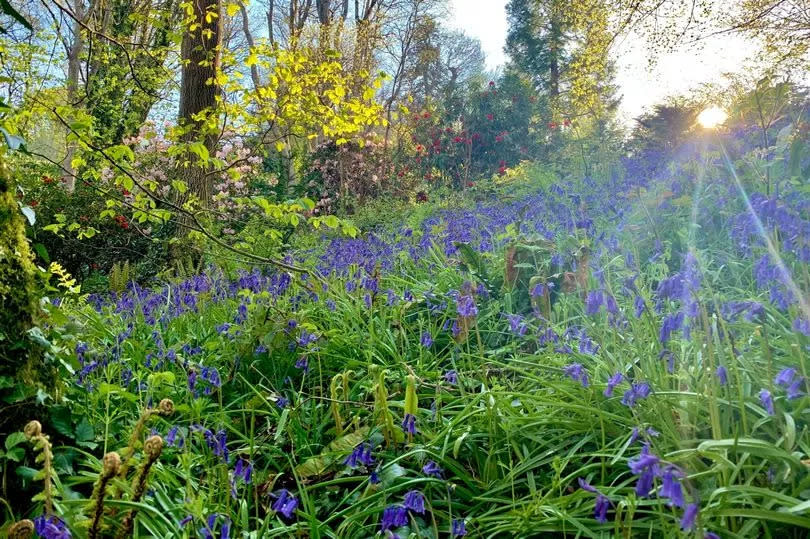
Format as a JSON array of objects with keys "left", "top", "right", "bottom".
[
  {"left": 4, "top": 446, "right": 24, "bottom": 462},
  {"left": 295, "top": 428, "right": 370, "bottom": 478},
  {"left": 50, "top": 406, "right": 74, "bottom": 438},
  {"left": 33, "top": 243, "right": 50, "bottom": 263},
  {"left": 5, "top": 431, "right": 26, "bottom": 450},
  {"left": 75, "top": 417, "right": 94, "bottom": 442}
]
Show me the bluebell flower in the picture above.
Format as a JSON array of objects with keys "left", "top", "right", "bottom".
[
  {"left": 633, "top": 295, "right": 645, "bottom": 318},
  {"left": 594, "top": 494, "right": 610, "bottom": 523},
  {"left": 422, "top": 460, "right": 443, "bottom": 478},
  {"left": 369, "top": 467, "right": 381, "bottom": 484},
  {"left": 326, "top": 299, "right": 336, "bottom": 311},
  {"left": 420, "top": 331, "right": 433, "bottom": 348},
  {"left": 531, "top": 282, "right": 547, "bottom": 298},
  {"left": 604, "top": 372, "right": 623, "bottom": 397},
  {"left": 364, "top": 293, "right": 372, "bottom": 309},
  {"left": 386, "top": 289, "right": 398, "bottom": 306},
  {"left": 774, "top": 367, "right": 797, "bottom": 387},
  {"left": 444, "top": 370, "right": 458, "bottom": 385},
  {"left": 34, "top": 514, "right": 71, "bottom": 539},
  {"left": 276, "top": 397, "right": 289, "bottom": 409},
  {"left": 759, "top": 388, "right": 775, "bottom": 415},
  {"left": 199, "top": 514, "right": 218, "bottom": 539},
  {"left": 659, "top": 311, "right": 684, "bottom": 343},
  {"left": 271, "top": 489, "right": 299, "bottom": 519},
  {"left": 716, "top": 365, "right": 728, "bottom": 385},
  {"left": 401, "top": 413, "right": 417, "bottom": 435},
  {"left": 403, "top": 289, "right": 414, "bottom": 302},
  {"left": 660, "top": 466, "right": 685, "bottom": 508},
  {"left": 344, "top": 443, "right": 374, "bottom": 468},
  {"left": 680, "top": 503, "right": 699, "bottom": 531},
  {"left": 254, "top": 344, "right": 267, "bottom": 355},
  {"left": 564, "top": 363, "right": 589, "bottom": 387},
  {"left": 704, "top": 533, "right": 720, "bottom": 539},
  {"left": 179, "top": 515, "right": 193, "bottom": 527},
  {"left": 403, "top": 490, "right": 426, "bottom": 514},
  {"left": 451, "top": 518, "right": 467, "bottom": 536},
  {"left": 234, "top": 458, "right": 253, "bottom": 484},
  {"left": 380, "top": 505, "right": 408, "bottom": 531},
  {"left": 635, "top": 466, "right": 656, "bottom": 497},
  {"left": 585, "top": 290, "right": 604, "bottom": 315},
  {"left": 295, "top": 356, "right": 309, "bottom": 371},
  {"left": 794, "top": 317, "right": 810, "bottom": 336},
  {"left": 456, "top": 295, "right": 478, "bottom": 317},
  {"left": 621, "top": 382, "right": 651, "bottom": 408},
  {"left": 221, "top": 518, "right": 231, "bottom": 539},
  {"left": 786, "top": 377, "right": 805, "bottom": 400}
]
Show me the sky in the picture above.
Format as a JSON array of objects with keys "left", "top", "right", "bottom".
[{"left": 447, "top": 0, "right": 758, "bottom": 124}]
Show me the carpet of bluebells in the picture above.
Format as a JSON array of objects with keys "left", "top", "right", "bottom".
[{"left": 12, "top": 136, "right": 810, "bottom": 538}]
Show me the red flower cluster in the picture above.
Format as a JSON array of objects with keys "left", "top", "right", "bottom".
[
  {"left": 42, "top": 175, "right": 55, "bottom": 184},
  {"left": 114, "top": 215, "right": 129, "bottom": 229}
]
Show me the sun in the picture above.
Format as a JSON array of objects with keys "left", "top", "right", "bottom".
[{"left": 697, "top": 106, "right": 728, "bottom": 129}]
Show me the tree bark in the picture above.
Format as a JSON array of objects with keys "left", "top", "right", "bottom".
[
  {"left": 62, "top": 0, "right": 85, "bottom": 193},
  {"left": 177, "top": 0, "right": 223, "bottom": 219}
]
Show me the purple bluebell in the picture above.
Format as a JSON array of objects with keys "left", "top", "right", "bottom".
[
  {"left": 420, "top": 331, "right": 433, "bottom": 348},
  {"left": 621, "top": 382, "right": 651, "bottom": 408},
  {"left": 564, "top": 363, "right": 589, "bottom": 387},
  {"left": 659, "top": 311, "right": 685, "bottom": 343},
  {"left": 585, "top": 290, "right": 604, "bottom": 315},
  {"left": 716, "top": 365, "right": 728, "bottom": 385},
  {"left": 403, "top": 490, "right": 426, "bottom": 514},
  {"left": 456, "top": 295, "right": 478, "bottom": 317},
  {"left": 774, "top": 367, "right": 797, "bottom": 387},
  {"left": 577, "top": 477, "right": 599, "bottom": 493},
  {"left": 380, "top": 505, "right": 408, "bottom": 531},
  {"left": 401, "top": 413, "right": 417, "bottom": 435},
  {"left": 680, "top": 503, "right": 699, "bottom": 531},
  {"left": 604, "top": 372, "right": 623, "bottom": 397},
  {"left": 506, "top": 313, "right": 528, "bottom": 335},
  {"left": 451, "top": 519, "right": 467, "bottom": 537},
  {"left": 786, "top": 377, "right": 805, "bottom": 400},
  {"left": 634, "top": 295, "right": 645, "bottom": 318},
  {"left": 660, "top": 466, "right": 685, "bottom": 508},
  {"left": 271, "top": 489, "right": 299, "bottom": 519},
  {"left": 276, "top": 397, "right": 289, "bottom": 409},
  {"left": 344, "top": 443, "right": 374, "bottom": 469},
  {"left": 704, "top": 533, "right": 720, "bottom": 539},
  {"left": 423, "top": 460, "right": 443, "bottom": 478},
  {"left": 34, "top": 515, "right": 71, "bottom": 539},
  {"left": 759, "top": 388, "right": 775, "bottom": 415},
  {"left": 794, "top": 317, "right": 810, "bottom": 337},
  {"left": 594, "top": 494, "right": 610, "bottom": 523},
  {"left": 444, "top": 370, "right": 458, "bottom": 385},
  {"left": 295, "top": 356, "right": 309, "bottom": 371},
  {"left": 234, "top": 458, "right": 253, "bottom": 484}
]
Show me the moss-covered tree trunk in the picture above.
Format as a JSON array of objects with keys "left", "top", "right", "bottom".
[{"left": 0, "top": 147, "right": 41, "bottom": 386}]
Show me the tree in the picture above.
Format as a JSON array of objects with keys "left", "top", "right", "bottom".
[
  {"left": 506, "top": 0, "right": 569, "bottom": 99},
  {"left": 505, "top": 0, "right": 616, "bottom": 120},
  {"left": 176, "top": 0, "right": 223, "bottom": 215},
  {"left": 616, "top": 1, "right": 810, "bottom": 72}
]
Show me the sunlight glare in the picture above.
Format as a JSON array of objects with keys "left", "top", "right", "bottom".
[{"left": 697, "top": 106, "right": 728, "bottom": 129}]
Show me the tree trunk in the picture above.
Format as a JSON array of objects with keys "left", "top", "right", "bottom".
[
  {"left": 177, "top": 0, "right": 222, "bottom": 222},
  {"left": 62, "top": 0, "right": 85, "bottom": 193}
]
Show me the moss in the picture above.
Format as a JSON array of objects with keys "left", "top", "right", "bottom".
[{"left": 0, "top": 148, "right": 43, "bottom": 385}]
